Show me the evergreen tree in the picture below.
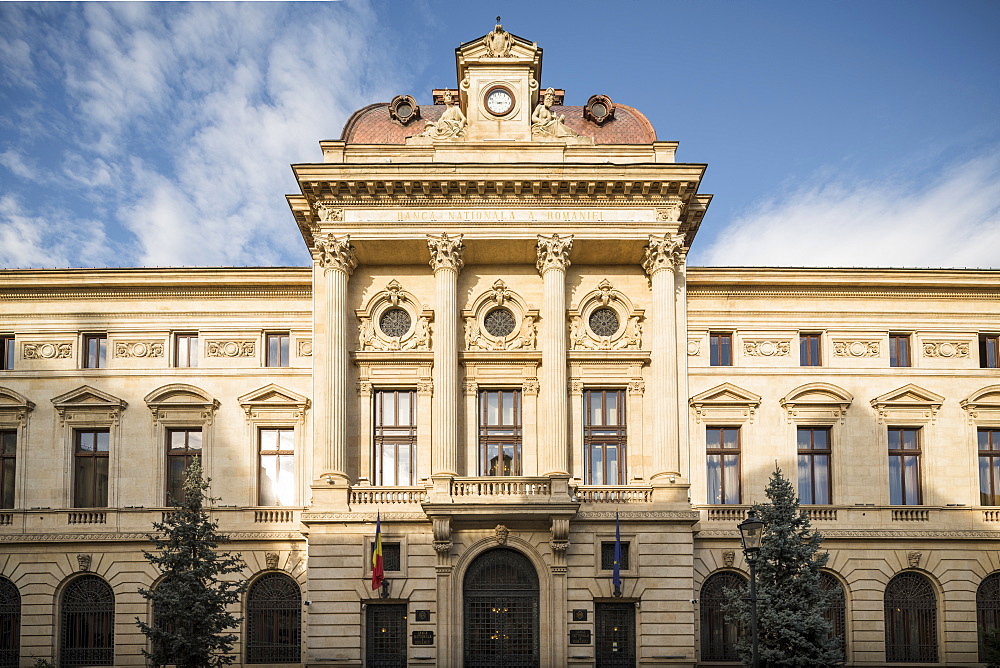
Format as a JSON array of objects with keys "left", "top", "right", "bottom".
[
  {"left": 981, "top": 626, "right": 1000, "bottom": 668},
  {"left": 723, "top": 467, "right": 842, "bottom": 667},
  {"left": 136, "top": 460, "right": 247, "bottom": 667}
]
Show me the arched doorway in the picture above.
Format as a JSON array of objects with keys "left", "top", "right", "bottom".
[{"left": 463, "top": 547, "right": 539, "bottom": 667}]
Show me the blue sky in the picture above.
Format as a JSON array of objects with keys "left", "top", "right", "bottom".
[{"left": 1, "top": 1, "right": 998, "bottom": 269}]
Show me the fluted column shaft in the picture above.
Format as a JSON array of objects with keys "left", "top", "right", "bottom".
[
  {"left": 313, "top": 234, "right": 357, "bottom": 480},
  {"left": 428, "top": 234, "right": 464, "bottom": 476},
  {"left": 537, "top": 234, "right": 573, "bottom": 476},
  {"left": 644, "top": 234, "right": 683, "bottom": 478}
]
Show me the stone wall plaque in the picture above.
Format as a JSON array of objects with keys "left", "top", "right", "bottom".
[
  {"left": 569, "top": 629, "right": 592, "bottom": 644},
  {"left": 415, "top": 609, "right": 431, "bottom": 622},
  {"left": 412, "top": 630, "right": 434, "bottom": 645},
  {"left": 572, "top": 609, "right": 587, "bottom": 621}
]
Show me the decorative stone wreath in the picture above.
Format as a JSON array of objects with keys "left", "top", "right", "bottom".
[
  {"left": 569, "top": 279, "right": 644, "bottom": 351},
  {"left": 356, "top": 280, "right": 433, "bottom": 352},
  {"left": 463, "top": 279, "right": 538, "bottom": 351}
]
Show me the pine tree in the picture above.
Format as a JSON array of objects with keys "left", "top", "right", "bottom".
[
  {"left": 136, "top": 459, "right": 247, "bottom": 667},
  {"left": 723, "top": 466, "right": 842, "bottom": 667},
  {"left": 981, "top": 626, "right": 1000, "bottom": 668}
]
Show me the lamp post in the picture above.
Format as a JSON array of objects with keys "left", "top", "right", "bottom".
[{"left": 738, "top": 509, "right": 765, "bottom": 668}]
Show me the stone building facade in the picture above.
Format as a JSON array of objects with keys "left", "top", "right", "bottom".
[{"left": 0, "top": 24, "right": 998, "bottom": 668}]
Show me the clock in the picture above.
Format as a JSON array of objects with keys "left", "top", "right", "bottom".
[{"left": 484, "top": 86, "right": 514, "bottom": 116}]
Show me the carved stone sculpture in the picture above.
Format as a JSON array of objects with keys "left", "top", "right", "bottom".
[
  {"left": 907, "top": 551, "right": 922, "bottom": 568},
  {"left": 77, "top": 553, "right": 92, "bottom": 572},
  {"left": 495, "top": 524, "right": 509, "bottom": 545},
  {"left": 536, "top": 233, "right": 573, "bottom": 273},
  {"left": 314, "top": 233, "right": 357, "bottom": 275},
  {"left": 266, "top": 552, "right": 280, "bottom": 570},
  {"left": 722, "top": 549, "right": 735, "bottom": 568},
  {"left": 642, "top": 233, "right": 684, "bottom": 275},
  {"left": 415, "top": 89, "right": 467, "bottom": 140},
  {"left": 484, "top": 17, "right": 513, "bottom": 57},
  {"left": 23, "top": 342, "right": 72, "bottom": 359},
  {"left": 427, "top": 233, "right": 465, "bottom": 272},
  {"left": 531, "top": 87, "right": 578, "bottom": 138}
]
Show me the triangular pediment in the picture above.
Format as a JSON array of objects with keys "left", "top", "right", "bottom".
[
  {"left": 238, "top": 384, "right": 310, "bottom": 410},
  {"left": 781, "top": 383, "right": 853, "bottom": 409},
  {"left": 962, "top": 385, "right": 1000, "bottom": 411},
  {"left": 52, "top": 385, "right": 126, "bottom": 410},
  {"left": 145, "top": 384, "right": 217, "bottom": 410},
  {"left": 690, "top": 383, "right": 762, "bottom": 408},
  {"left": 871, "top": 384, "right": 944, "bottom": 409},
  {"left": 0, "top": 387, "right": 34, "bottom": 410}
]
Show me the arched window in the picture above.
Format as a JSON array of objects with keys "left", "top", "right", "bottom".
[
  {"left": 61, "top": 575, "right": 114, "bottom": 666},
  {"left": 246, "top": 573, "right": 301, "bottom": 664},
  {"left": 884, "top": 571, "right": 937, "bottom": 663},
  {"left": 819, "top": 572, "right": 846, "bottom": 659},
  {"left": 0, "top": 576, "right": 20, "bottom": 667},
  {"left": 978, "top": 572, "right": 1000, "bottom": 662},
  {"left": 700, "top": 571, "right": 746, "bottom": 662}
]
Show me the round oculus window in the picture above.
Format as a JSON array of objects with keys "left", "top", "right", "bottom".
[
  {"left": 396, "top": 103, "right": 413, "bottom": 119},
  {"left": 483, "top": 307, "right": 517, "bottom": 337},
  {"left": 379, "top": 308, "right": 411, "bottom": 337},
  {"left": 589, "top": 307, "right": 620, "bottom": 337}
]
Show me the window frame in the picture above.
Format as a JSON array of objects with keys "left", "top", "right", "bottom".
[
  {"left": 797, "top": 426, "right": 832, "bottom": 505},
  {"left": 706, "top": 426, "right": 741, "bottom": 505},
  {"left": 889, "top": 333, "right": 911, "bottom": 368},
  {"left": 0, "top": 430, "right": 16, "bottom": 509},
  {"left": 887, "top": 427, "right": 922, "bottom": 505},
  {"left": 245, "top": 572, "right": 302, "bottom": 664},
  {"left": 258, "top": 427, "right": 296, "bottom": 507},
  {"left": 173, "top": 333, "right": 199, "bottom": 368},
  {"left": 73, "top": 429, "right": 110, "bottom": 508},
  {"left": 0, "top": 335, "right": 13, "bottom": 371},
  {"left": 265, "top": 332, "right": 290, "bottom": 368},
  {"left": 800, "top": 333, "right": 822, "bottom": 367},
  {"left": 60, "top": 574, "right": 115, "bottom": 666},
  {"left": 709, "top": 332, "right": 733, "bottom": 367},
  {"left": 883, "top": 571, "right": 938, "bottom": 663},
  {"left": 373, "top": 389, "right": 417, "bottom": 486},
  {"left": 478, "top": 389, "right": 523, "bottom": 476},
  {"left": 583, "top": 389, "right": 627, "bottom": 485},
  {"left": 82, "top": 334, "right": 108, "bottom": 369},
  {"left": 165, "top": 428, "right": 202, "bottom": 506},
  {"left": 979, "top": 428, "right": 1000, "bottom": 506},
  {"left": 982, "top": 334, "right": 999, "bottom": 369},
  {"left": 700, "top": 571, "right": 747, "bottom": 661}
]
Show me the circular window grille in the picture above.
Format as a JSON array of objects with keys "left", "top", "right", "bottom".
[
  {"left": 379, "top": 308, "right": 411, "bottom": 337},
  {"left": 589, "top": 307, "right": 620, "bottom": 337},
  {"left": 484, "top": 308, "right": 517, "bottom": 337}
]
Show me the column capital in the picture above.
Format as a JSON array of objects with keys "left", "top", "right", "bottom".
[
  {"left": 427, "top": 233, "right": 465, "bottom": 273},
  {"left": 536, "top": 233, "right": 573, "bottom": 274},
  {"left": 313, "top": 233, "right": 358, "bottom": 275},
  {"left": 642, "top": 233, "right": 685, "bottom": 276}
]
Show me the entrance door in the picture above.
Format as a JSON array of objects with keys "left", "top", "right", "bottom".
[
  {"left": 365, "top": 603, "right": 406, "bottom": 668},
  {"left": 463, "top": 548, "right": 539, "bottom": 667},
  {"left": 596, "top": 602, "right": 636, "bottom": 667}
]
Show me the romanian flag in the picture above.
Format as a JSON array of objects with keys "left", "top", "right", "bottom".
[
  {"left": 612, "top": 511, "right": 622, "bottom": 596},
  {"left": 371, "top": 512, "right": 385, "bottom": 591}
]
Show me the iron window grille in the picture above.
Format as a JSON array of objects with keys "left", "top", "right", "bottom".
[
  {"left": 709, "top": 332, "right": 732, "bottom": 367},
  {"left": 978, "top": 572, "right": 1000, "bottom": 661},
  {"left": 266, "top": 332, "right": 290, "bottom": 367},
  {"left": 884, "top": 571, "right": 938, "bottom": 663},
  {"left": 366, "top": 603, "right": 407, "bottom": 668},
  {"left": 800, "top": 333, "right": 822, "bottom": 366},
  {"left": 374, "top": 390, "right": 416, "bottom": 486},
  {"left": 584, "top": 390, "right": 626, "bottom": 485},
  {"left": 980, "top": 429, "right": 1000, "bottom": 505},
  {"left": 74, "top": 430, "right": 109, "bottom": 508},
  {"left": 83, "top": 334, "right": 107, "bottom": 369},
  {"left": 819, "top": 572, "right": 846, "bottom": 660},
  {"left": 174, "top": 333, "right": 198, "bottom": 368},
  {"left": 246, "top": 573, "right": 302, "bottom": 664},
  {"left": 60, "top": 575, "right": 114, "bottom": 666},
  {"left": 889, "top": 334, "right": 911, "bottom": 368},
  {"left": 372, "top": 542, "right": 402, "bottom": 572},
  {"left": 706, "top": 427, "right": 741, "bottom": 504},
  {"left": 0, "top": 431, "right": 15, "bottom": 509},
  {"left": 479, "top": 390, "right": 522, "bottom": 476},
  {"left": 699, "top": 571, "right": 746, "bottom": 661},
  {"left": 797, "top": 427, "right": 832, "bottom": 504},
  {"left": 595, "top": 602, "right": 635, "bottom": 668},
  {"left": 888, "top": 427, "right": 922, "bottom": 505},
  {"left": 600, "top": 541, "right": 629, "bottom": 571},
  {"left": 0, "top": 576, "right": 19, "bottom": 667},
  {"left": 589, "top": 307, "right": 620, "bottom": 337},
  {"left": 166, "top": 429, "right": 202, "bottom": 505}
]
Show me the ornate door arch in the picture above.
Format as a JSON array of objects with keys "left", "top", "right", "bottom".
[{"left": 463, "top": 547, "right": 539, "bottom": 667}]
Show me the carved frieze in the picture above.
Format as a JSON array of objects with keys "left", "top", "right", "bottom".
[
  {"left": 296, "top": 339, "right": 313, "bottom": 357},
  {"left": 743, "top": 340, "right": 790, "bottom": 357},
  {"left": 642, "top": 233, "right": 684, "bottom": 276},
  {"left": 114, "top": 341, "right": 164, "bottom": 358},
  {"left": 23, "top": 342, "right": 72, "bottom": 359},
  {"left": 427, "top": 233, "right": 465, "bottom": 272},
  {"left": 833, "top": 340, "right": 880, "bottom": 357},
  {"left": 536, "top": 233, "right": 573, "bottom": 273},
  {"left": 656, "top": 200, "right": 685, "bottom": 222},
  {"left": 206, "top": 341, "right": 255, "bottom": 358},
  {"left": 922, "top": 341, "right": 969, "bottom": 358},
  {"left": 313, "top": 201, "right": 344, "bottom": 222},
  {"left": 313, "top": 233, "right": 357, "bottom": 275}
]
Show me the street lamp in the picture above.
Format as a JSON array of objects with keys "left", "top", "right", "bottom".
[{"left": 738, "top": 509, "right": 765, "bottom": 668}]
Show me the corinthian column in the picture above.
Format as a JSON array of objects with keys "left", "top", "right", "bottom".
[
  {"left": 643, "top": 233, "right": 684, "bottom": 479},
  {"left": 536, "top": 234, "right": 573, "bottom": 476},
  {"left": 428, "top": 233, "right": 464, "bottom": 476},
  {"left": 313, "top": 233, "right": 357, "bottom": 482}
]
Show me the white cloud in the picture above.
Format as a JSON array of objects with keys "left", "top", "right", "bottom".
[
  {"left": 698, "top": 150, "right": 1000, "bottom": 269},
  {"left": 0, "top": 195, "right": 112, "bottom": 269}
]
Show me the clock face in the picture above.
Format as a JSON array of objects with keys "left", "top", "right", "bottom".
[{"left": 485, "top": 87, "right": 514, "bottom": 116}]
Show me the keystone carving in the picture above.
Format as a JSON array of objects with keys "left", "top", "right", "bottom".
[
  {"left": 744, "top": 340, "right": 790, "bottom": 357},
  {"left": 206, "top": 341, "right": 255, "bottom": 358},
  {"left": 77, "top": 553, "right": 92, "bottom": 572},
  {"left": 833, "top": 340, "right": 880, "bottom": 357},
  {"left": 642, "top": 233, "right": 684, "bottom": 275},
  {"left": 722, "top": 549, "right": 735, "bottom": 568},
  {"left": 907, "top": 551, "right": 922, "bottom": 568},
  {"left": 265, "top": 552, "right": 280, "bottom": 570},
  {"left": 427, "top": 233, "right": 465, "bottom": 272},
  {"left": 494, "top": 524, "right": 509, "bottom": 545},
  {"left": 114, "top": 341, "right": 164, "bottom": 358},
  {"left": 536, "top": 233, "right": 573, "bottom": 273},
  {"left": 313, "top": 233, "right": 357, "bottom": 275},
  {"left": 923, "top": 341, "right": 969, "bottom": 358},
  {"left": 23, "top": 342, "right": 72, "bottom": 359}
]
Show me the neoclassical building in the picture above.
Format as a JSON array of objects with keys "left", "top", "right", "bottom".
[{"left": 0, "top": 23, "right": 999, "bottom": 668}]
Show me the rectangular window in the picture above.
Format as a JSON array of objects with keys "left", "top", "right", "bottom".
[
  {"left": 0, "top": 430, "right": 15, "bottom": 509},
  {"left": 372, "top": 542, "right": 402, "bottom": 572},
  {"left": 797, "top": 427, "right": 831, "bottom": 504},
  {"left": 584, "top": 389, "right": 626, "bottom": 484},
  {"left": 0, "top": 335, "right": 13, "bottom": 370},
  {"left": 710, "top": 332, "right": 733, "bottom": 367},
  {"left": 83, "top": 334, "right": 107, "bottom": 369},
  {"left": 800, "top": 333, "right": 822, "bottom": 367},
  {"left": 174, "top": 333, "right": 198, "bottom": 368},
  {"left": 259, "top": 428, "right": 295, "bottom": 506},
  {"left": 479, "top": 390, "right": 522, "bottom": 476},
  {"left": 166, "top": 428, "right": 202, "bottom": 505},
  {"left": 374, "top": 390, "right": 416, "bottom": 486},
  {"left": 266, "top": 333, "right": 290, "bottom": 368},
  {"left": 888, "top": 427, "right": 922, "bottom": 505},
  {"left": 889, "top": 334, "right": 911, "bottom": 368},
  {"left": 979, "top": 429, "right": 1000, "bottom": 506},
  {"left": 706, "top": 427, "right": 740, "bottom": 504},
  {"left": 982, "top": 334, "right": 999, "bottom": 369},
  {"left": 600, "top": 541, "right": 630, "bottom": 571},
  {"left": 74, "top": 429, "right": 109, "bottom": 507}
]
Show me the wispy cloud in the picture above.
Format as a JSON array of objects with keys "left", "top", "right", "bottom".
[
  {"left": 697, "top": 149, "right": 1000, "bottom": 269},
  {"left": 0, "top": 1, "right": 403, "bottom": 268}
]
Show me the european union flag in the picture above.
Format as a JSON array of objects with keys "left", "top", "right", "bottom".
[{"left": 613, "top": 511, "right": 622, "bottom": 597}]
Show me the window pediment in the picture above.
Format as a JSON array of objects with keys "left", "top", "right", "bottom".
[
  {"left": 239, "top": 384, "right": 310, "bottom": 422},
  {"left": 690, "top": 383, "right": 761, "bottom": 424},
  {"left": 871, "top": 384, "right": 944, "bottom": 424},
  {"left": 51, "top": 385, "right": 126, "bottom": 424},
  {"left": 0, "top": 387, "right": 34, "bottom": 425},
  {"left": 145, "top": 384, "right": 219, "bottom": 425},
  {"left": 961, "top": 385, "right": 1000, "bottom": 424},
  {"left": 780, "top": 383, "right": 853, "bottom": 424}
]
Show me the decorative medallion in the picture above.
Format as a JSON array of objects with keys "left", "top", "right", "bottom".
[
  {"left": 484, "top": 17, "right": 513, "bottom": 57},
  {"left": 744, "top": 340, "right": 791, "bottom": 357},
  {"left": 114, "top": 341, "right": 164, "bottom": 358},
  {"left": 923, "top": 341, "right": 969, "bottom": 358},
  {"left": 23, "top": 342, "right": 72, "bottom": 359},
  {"left": 206, "top": 341, "right": 255, "bottom": 358},
  {"left": 833, "top": 340, "right": 880, "bottom": 357},
  {"left": 388, "top": 94, "right": 420, "bottom": 126},
  {"left": 483, "top": 307, "right": 516, "bottom": 337},
  {"left": 379, "top": 308, "right": 412, "bottom": 338}
]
